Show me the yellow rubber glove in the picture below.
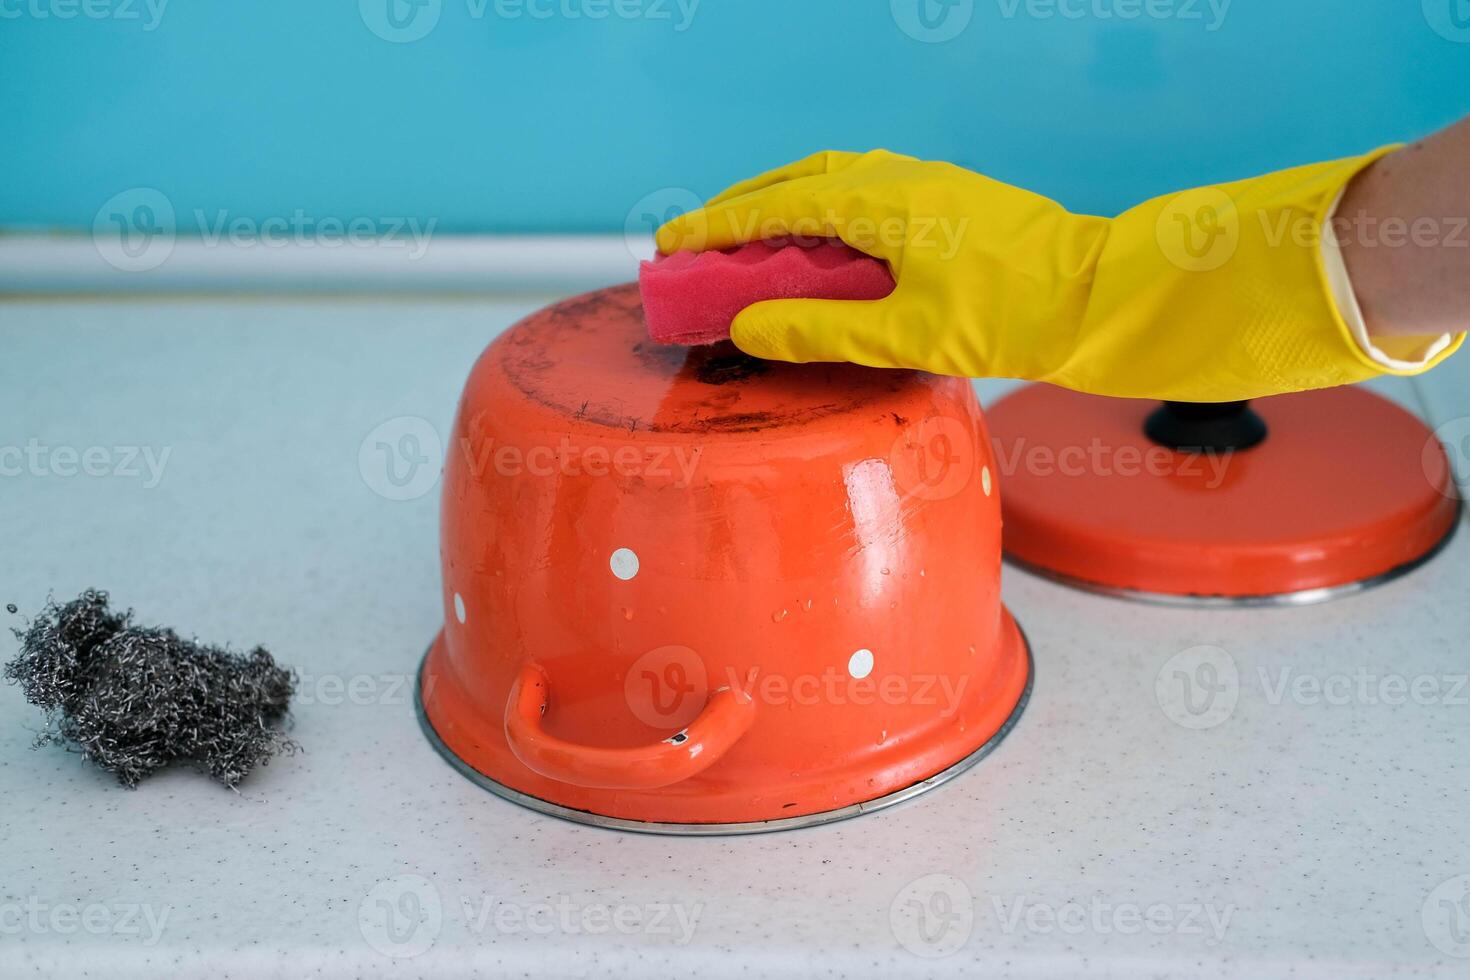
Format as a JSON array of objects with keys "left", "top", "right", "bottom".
[{"left": 655, "top": 149, "right": 1463, "bottom": 402}]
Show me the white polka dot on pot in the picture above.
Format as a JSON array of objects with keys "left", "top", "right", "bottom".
[
  {"left": 453, "top": 592, "right": 466, "bottom": 624},
  {"left": 982, "top": 465, "right": 992, "bottom": 497},
  {"left": 609, "top": 547, "right": 640, "bottom": 581},
  {"left": 848, "top": 648, "right": 874, "bottom": 680}
]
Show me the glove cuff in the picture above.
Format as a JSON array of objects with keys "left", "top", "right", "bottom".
[{"left": 1055, "top": 146, "right": 1446, "bottom": 401}]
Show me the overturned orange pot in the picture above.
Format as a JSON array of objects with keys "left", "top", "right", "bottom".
[{"left": 417, "top": 284, "right": 1031, "bottom": 833}]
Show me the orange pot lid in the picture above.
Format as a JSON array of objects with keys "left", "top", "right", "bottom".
[{"left": 986, "top": 384, "right": 1461, "bottom": 604}]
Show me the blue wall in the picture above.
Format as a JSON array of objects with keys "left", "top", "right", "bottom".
[{"left": 3, "top": 1, "right": 1468, "bottom": 234}]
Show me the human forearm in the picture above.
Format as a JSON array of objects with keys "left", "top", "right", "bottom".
[{"left": 1338, "top": 116, "right": 1470, "bottom": 339}]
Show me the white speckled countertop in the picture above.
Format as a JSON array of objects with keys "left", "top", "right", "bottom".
[{"left": 2, "top": 295, "right": 1468, "bottom": 979}]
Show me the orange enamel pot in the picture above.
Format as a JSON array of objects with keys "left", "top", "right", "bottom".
[{"left": 417, "top": 284, "right": 1032, "bottom": 833}]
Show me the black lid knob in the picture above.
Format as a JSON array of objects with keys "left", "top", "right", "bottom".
[{"left": 1144, "top": 401, "right": 1267, "bottom": 453}]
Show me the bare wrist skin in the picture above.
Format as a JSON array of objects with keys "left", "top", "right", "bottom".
[{"left": 1337, "top": 115, "right": 1470, "bottom": 339}]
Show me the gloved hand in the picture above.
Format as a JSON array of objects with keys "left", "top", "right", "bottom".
[{"left": 656, "top": 148, "right": 1462, "bottom": 401}]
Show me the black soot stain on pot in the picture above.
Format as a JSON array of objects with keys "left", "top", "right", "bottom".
[
  {"left": 629, "top": 339, "right": 770, "bottom": 387},
  {"left": 690, "top": 345, "right": 772, "bottom": 387},
  {"left": 501, "top": 285, "right": 896, "bottom": 434}
]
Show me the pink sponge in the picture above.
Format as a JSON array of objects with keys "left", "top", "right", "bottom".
[{"left": 639, "top": 240, "right": 895, "bottom": 346}]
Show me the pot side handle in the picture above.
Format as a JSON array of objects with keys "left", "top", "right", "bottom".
[{"left": 504, "top": 664, "right": 756, "bottom": 790}]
